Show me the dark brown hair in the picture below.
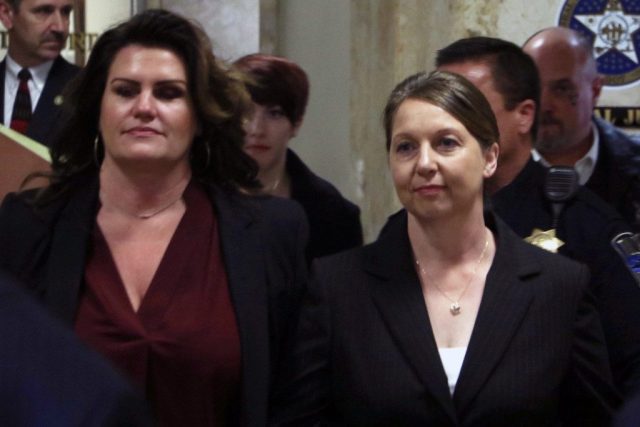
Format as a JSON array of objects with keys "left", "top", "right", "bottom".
[
  {"left": 234, "top": 53, "right": 309, "bottom": 125},
  {"left": 383, "top": 70, "right": 499, "bottom": 151},
  {"left": 37, "top": 8, "right": 258, "bottom": 202}
]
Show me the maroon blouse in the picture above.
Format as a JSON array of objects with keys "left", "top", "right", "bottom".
[{"left": 75, "top": 183, "right": 241, "bottom": 426}]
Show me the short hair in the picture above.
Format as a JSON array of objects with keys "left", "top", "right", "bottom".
[
  {"left": 436, "top": 36, "right": 540, "bottom": 138},
  {"left": 233, "top": 53, "right": 309, "bottom": 125},
  {"left": 40, "top": 9, "right": 257, "bottom": 201},
  {"left": 383, "top": 71, "right": 499, "bottom": 152},
  {"left": 4, "top": 0, "right": 19, "bottom": 10}
]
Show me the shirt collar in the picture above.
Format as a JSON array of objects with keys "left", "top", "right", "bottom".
[
  {"left": 530, "top": 147, "right": 548, "bottom": 167},
  {"left": 5, "top": 55, "right": 55, "bottom": 94}
]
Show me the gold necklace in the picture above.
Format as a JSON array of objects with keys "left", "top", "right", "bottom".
[
  {"left": 100, "top": 191, "right": 183, "bottom": 220},
  {"left": 266, "top": 177, "right": 281, "bottom": 193},
  {"left": 415, "top": 233, "right": 489, "bottom": 316},
  {"left": 136, "top": 196, "right": 183, "bottom": 219}
]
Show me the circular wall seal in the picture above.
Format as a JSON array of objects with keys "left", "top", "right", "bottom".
[{"left": 559, "top": 0, "right": 640, "bottom": 86}]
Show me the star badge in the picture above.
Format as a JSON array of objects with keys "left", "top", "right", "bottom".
[
  {"left": 574, "top": 0, "right": 640, "bottom": 63},
  {"left": 525, "top": 228, "right": 565, "bottom": 253}
]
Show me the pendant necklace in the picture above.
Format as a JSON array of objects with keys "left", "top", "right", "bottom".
[{"left": 415, "top": 233, "right": 489, "bottom": 316}]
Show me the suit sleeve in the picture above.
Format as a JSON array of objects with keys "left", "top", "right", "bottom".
[
  {"left": 0, "top": 192, "right": 45, "bottom": 285},
  {"left": 270, "top": 260, "right": 332, "bottom": 426},
  {"left": 0, "top": 193, "right": 21, "bottom": 271},
  {"left": 0, "top": 269, "right": 152, "bottom": 426},
  {"left": 590, "top": 217, "right": 640, "bottom": 397},
  {"left": 561, "top": 264, "right": 622, "bottom": 425}
]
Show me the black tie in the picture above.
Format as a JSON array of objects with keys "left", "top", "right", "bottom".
[{"left": 10, "top": 68, "right": 32, "bottom": 134}]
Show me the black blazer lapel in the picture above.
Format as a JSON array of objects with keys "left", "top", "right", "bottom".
[
  {"left": 43, "top": 178, "right": 99, "bottom": 324},
  {"left": 212, "top": 187, "right": 270, "bottom": 426},
  {"left": 29, "top": 56, "right": 79, "bottom": 145},
  {"left": 366, "top": 211, "right": 458, "bottom": 423},
  {"left": 454, "top": 216, "right": 537, "bottom": 416}
]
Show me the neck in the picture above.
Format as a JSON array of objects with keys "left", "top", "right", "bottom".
[
  {"left": 408, "top": 202, "right": 488, "bottom": 263},
  {"left": 8, "top": 48, "right": 50, "bottom": 69},
  {"left": 486, "top": 137, "right": 533, "bottom": 195},
  {"left": 99, "top": 157, "right": 191, "bottom": 219},
  {"left": 258, "top": 160, "right": 288, "bottom": 196}
]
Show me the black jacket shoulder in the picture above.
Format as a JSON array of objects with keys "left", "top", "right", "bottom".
[{"left": 286, "top": 149, "right": 363, "bottom": 260}]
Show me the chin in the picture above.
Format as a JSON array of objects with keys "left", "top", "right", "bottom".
[
  {"left": 250, "top": 155, "right": 272, "bottom": 171},
  {"left": 38, "top": 48, "right": 63, "bottom": 61},
  {"left": 116, "top": 149, "right": 185, "bottom": 165}
]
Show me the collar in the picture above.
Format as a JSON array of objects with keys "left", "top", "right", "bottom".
[
  {"left": 369, "top": 208, "right": 538, "bottom": 279},
  {"left": 5, "top": 55, "right": 54, "bottom": 94},
  {"left": 574, "top": 123, "right": 599, "bottom": 185},
  {"left": 531, "top": 122, "right": 599, "bottom": 185}
]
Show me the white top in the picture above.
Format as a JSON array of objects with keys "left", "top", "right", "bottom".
[
  {"left": 438, "top": 346, "right": 467, "bottom": 396},
  {"left": 4, "top": 55, "right": 54, "bottom": 125},
  {"left": 531, "top": 122, "right": 599, "bottom": 185}
]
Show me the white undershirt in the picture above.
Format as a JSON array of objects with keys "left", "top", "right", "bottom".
[
  {"left": 531, "top": 122, "right": 600, "bottom": 185},
  {"left": 3, "top": 55, "right": 53, "bottom": 125},
  {"left": 438, "top": 346, "right": 467, "bottom": 395}
]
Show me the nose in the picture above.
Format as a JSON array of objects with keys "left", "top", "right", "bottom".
[
  {"left": 416, "top": 144, "right": 436, "bottom": 175},
  {"left": 540, "top": 86, "right": 557, "bottom": 114},
  {"left": 132, "top": 90, "right": 156, "bottom": 120},
  {"left": 49, "top": 11, "right": 67, "bottom": 32},
  {"left": 245, "top": 112, "right": 265, "bottom": 136}
]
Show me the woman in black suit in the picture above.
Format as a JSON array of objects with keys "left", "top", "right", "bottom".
[
  {"left": 272, "top": 71, "right": 619, "bottom": 426},
  {"left": 0, "top": 10, "right": 307, "bottom": 427}
]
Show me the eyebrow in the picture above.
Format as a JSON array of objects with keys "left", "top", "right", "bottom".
[
  {"left": 548, "top": 78, "right": 574, "bottom": 86},
  {"left": 31, "top": 4, "right": 73, "bottom": 13},
  {"left": 391, "top": 126, "right": 464, "bottom": 140},
  {"left": 109, "top": 78, "right": 188, "bottom": 85}
]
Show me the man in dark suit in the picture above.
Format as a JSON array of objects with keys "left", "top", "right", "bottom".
[
  {"left": 523, "top": 27, "right": 640, "bottom": 230},
  {"left": 0, "top": 0, "right": 80, "bottom": 146},
  {"left": 0, "top": 268, "right": 151, "bottom": 426},
  {"left": 437, "top": 36, "right": 640, "bottom": 397}
]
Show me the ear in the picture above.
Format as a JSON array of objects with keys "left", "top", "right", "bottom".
[
  {"left": 0, "top": 2, "right": 14, "bottom": 30},
  {"left": 290, "top": 118, "right": 303, "bottom": 138},
  {"left": 592, "top": 74, "right": 604, "bottom": 105},
  {"left": 514, "top": 99, "right": 536, "bottom": 135},
  {"left": 483, "top": 142, "right": 499, "bottom": 179}
]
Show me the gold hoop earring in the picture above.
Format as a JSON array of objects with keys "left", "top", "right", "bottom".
[
  {"left": 93, "top": 135, "right": 102, "bottom": 168},
  {"left": 202, "top": 141, "right": 211, "bottom": 171}
]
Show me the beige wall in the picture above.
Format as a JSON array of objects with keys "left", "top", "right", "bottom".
[
  {"left": 157, "top": 0, "right": 260, "bottom": 62},
  {"left": 276, "top": 0, "right": 357, "bottom": 227}
]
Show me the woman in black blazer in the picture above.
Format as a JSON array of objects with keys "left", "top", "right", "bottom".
[
  {"left": 0, "top": 10, "right": 307, "bottom": 427},
  {"left": 272, "top": 71, "right": 620, "bottom": 426}
]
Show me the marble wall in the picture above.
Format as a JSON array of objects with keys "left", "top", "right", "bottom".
[
  {"left": 157, "top": 0, "right": 260, "bottom": 62},
  {"left": 349, "top": 0, "right": 454, "bottom": 239}
]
